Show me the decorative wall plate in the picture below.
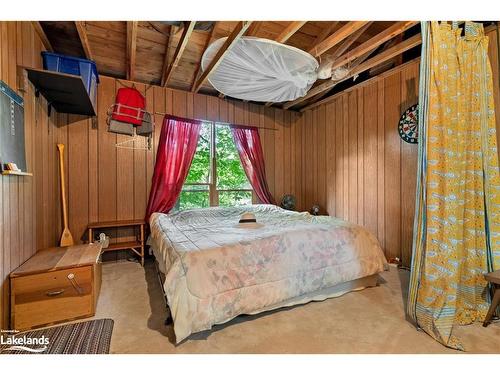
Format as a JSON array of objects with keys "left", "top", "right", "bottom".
[{"left": 398, "top": 104, "right": 418, "bottom": 144}]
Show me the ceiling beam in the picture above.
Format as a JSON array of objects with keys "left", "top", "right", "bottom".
[
  {"left": 126, "top": 21, "right": 138, "bottom": 81},
  {"left": 193, "top": 21, "right": 252, "bottom": 93},
  {"left": 308, "top": 21, "right": 370, "bottom": 58},
  {"left": 329, "top": 21, "right": 372, "bottom": 60},
  {"left": 284, "top": 33, "right": 422, "bottom": 110},
  {"left": 312, "top": 22, "right": 339, "bottom": 46},
  {"left": 31, "top": 22, "right": 53, "bottom": 52},
  {"left": 161, "top": 21, "right": 196, "bottom": 87},
  {"left": 190, "top": 22, "right": 218, "bottom": 92},
  {"left": 245, "top": 22, "right": 262, "bottom": 37},
  {"left": 275, "top": 21, "right": 307, "bottom": 43},
  {"left": 330, "top": 21, "right": 418, "bottom": 70},
  {"left": 75, "top": 21, "right": 93, "bottom": 60}
]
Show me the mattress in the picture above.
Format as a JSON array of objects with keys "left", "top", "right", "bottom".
[{"left": 149, "top": 204, "right": 388, "bottom": 343}]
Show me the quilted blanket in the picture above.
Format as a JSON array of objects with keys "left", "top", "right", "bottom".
[{"left": 149, "top": 205, "right": 387, "bottom": 343}]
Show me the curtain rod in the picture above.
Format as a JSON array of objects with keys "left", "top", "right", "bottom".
[{"left": 153, "top": 111, "right": 278, "bottom": 132}]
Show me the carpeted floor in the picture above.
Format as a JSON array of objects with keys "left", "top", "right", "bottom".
[{"left": 92, "top": 260, "right": 500, "bottom": 354}]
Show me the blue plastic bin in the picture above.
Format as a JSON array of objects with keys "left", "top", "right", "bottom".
[{"left": 41, "top": 52, "right": 99, "bottom": 108}]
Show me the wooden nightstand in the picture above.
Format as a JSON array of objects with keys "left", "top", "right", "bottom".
[{"left": 10, "top": 243, "right": 102, "bottom": 331}]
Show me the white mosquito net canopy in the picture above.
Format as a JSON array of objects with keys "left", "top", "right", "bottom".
[{"left": 201, "top": 37, "right": 320, "bottom": 102}]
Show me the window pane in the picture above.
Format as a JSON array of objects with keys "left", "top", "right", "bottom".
[
  {"left": 185, "top": 122, "right": 211, "bottom": 184},
  {"left": 216, "top": 125, "right": 251, "bottom": 190},
  {"left": 176, "top": 185, "right": 210, "bottom": 210},
  {"left": 218, "top": 190, "right": 252, "bottom": 207}
]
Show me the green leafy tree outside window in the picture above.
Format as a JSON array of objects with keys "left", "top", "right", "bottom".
[{"left": 176, "top": 123, "right": 252, "bottom": 210}]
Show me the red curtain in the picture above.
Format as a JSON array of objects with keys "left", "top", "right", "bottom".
[
  {"left": 145, "top": 115, "right": 202, "bottom": 221},
  {"left": 231, "top": 125, "right": 276, "bottom": 205}
]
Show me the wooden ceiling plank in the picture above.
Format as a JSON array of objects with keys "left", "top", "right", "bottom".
[
  {"left": 160, "top": 25, "right": 173, "bottom": 86},
  {"left": 275, "top": 21, "right": 307, "bottom": 43},
  {"left": 285, "top": 33, "right": 422, "bottom": 110},
  {"left": 330, "top": 21, "right": 418, "bottom": 70},
  {"left": 190, "top": 22, "right": 218, "bottom": 92},
  {"left": 31, "top": 22, "right": 53, "bottom": 52},
  {"left": 126, "top": 21, "right": 138, "bottom": 80},
  {"left": 162, "top": 21, "right": 196, "bottom": 87},
  {"left": 75, "top": 21, "right": 94, "bottom": 60},
  {"left": 193, "top": 21, "right": 252, "bottom": 93},
  {"left": 308, "top": 21, "right": 370, "bottom": 58}
]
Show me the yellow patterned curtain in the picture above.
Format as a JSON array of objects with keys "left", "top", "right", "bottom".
[{"left": 408, "top": 21, "right": 500, "bottom": 350}]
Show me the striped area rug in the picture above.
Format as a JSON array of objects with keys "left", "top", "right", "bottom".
[{"left": 0, "top": 319, "right": 114, "bottom": 354}]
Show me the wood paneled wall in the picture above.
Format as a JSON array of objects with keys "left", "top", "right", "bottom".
[
  {"left": 1, "top": 22, "right": 499, "bottom": 330},
  {"left": 34, "top": 77, "right": 305, "bottom": 253},
  {"left": 0, "top": 22, "right": 45, "bottom": 330},
  {"left": 2, "top": 23, "right": 305, "bottom": 329},
  {"left": 299, "top": 25, "right": 500, "bottom": 267}
]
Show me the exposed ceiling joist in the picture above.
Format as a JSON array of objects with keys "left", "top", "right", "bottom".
[
  {"left": 191, "top": 22, "right": 218, "bottom": 92},
  {"left": 330, "top": 21, "right": 418, "bottom": 70},
  {"left": 312, "top": 22, "right": 340, "bottom": 46},
  {"left": 245, "top": 22, "right": 262, "bottom": 37},
  {"left": 284, "top": 33, "right": 422, "bottom": 110},
  {"left": 330, "top": 21, "right": 373, "bottom": 60},
  {"left": 308, "top": 21, "right": 370, "bottom": 58},
  {"left": 126, "top": 21, "right": 138, "bottom": 81},
  {"left": 275, "top": 21, "right": 307, "bottom": 43},
  {"left": 162, "top": 21, "right": 196, "bottom": 87},
  {"left": 75, "top": 21, "right": 93, "bottom": 60},
  {"left": 31, "top": 22, "right": 53, "bottom": 52},
  {"left": 193, "top": 21, "right": 252, "bottom": 93}
]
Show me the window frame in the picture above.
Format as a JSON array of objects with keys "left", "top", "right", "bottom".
[{"left": 181, "top": 121, "right": 255, "bottom": 209}]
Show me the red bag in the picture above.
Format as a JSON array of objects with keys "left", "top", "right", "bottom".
[{"left": 112, "top": 87, "right": 145, "bottom": 125}]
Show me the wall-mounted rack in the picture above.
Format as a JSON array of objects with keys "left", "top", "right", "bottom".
[{"left": 24, "top": 67, "right": 96, "bottom": 117}]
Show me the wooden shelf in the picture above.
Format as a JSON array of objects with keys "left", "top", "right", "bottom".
[
  {"left": 1, "top": 170, "right": 33, "bottom": 176},
  {"left": 87, "top": 220, "right": 146, "bottom": 266},
  {"left": 25, "top": 68, "right": 96, "bottom": 116},
  {"left": 103, "top": 241, "right": 142, "bottom": 252},
  {"left": 88, "top": 219, "right": 146, "bottom": 229}
]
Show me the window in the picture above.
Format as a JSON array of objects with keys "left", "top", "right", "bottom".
[{"left": 175, "top": 122, "right": 253, "bottom": 210}]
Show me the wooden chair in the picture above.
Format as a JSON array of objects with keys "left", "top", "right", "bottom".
[{"left": 483, "top": 270, "right": 500, "bottom": 327}]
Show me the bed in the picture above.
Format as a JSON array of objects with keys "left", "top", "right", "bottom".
[{"left": 149, "top": 204, "right": 388, "bottom": 343}]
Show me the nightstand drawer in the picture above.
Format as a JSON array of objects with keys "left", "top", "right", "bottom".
[{"left": 11, "top": 266, "right": 94, "bottom": 330}]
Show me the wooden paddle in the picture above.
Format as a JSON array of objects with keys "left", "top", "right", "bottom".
[{"left": 57, "top": 143, "right": 74, "bottom": 247}]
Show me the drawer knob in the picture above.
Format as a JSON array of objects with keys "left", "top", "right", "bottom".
[{"left": 46, "top": 289, "right": 65, "bottom": 297}]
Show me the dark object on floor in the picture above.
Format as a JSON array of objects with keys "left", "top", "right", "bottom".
[
  {"left": 0, "top": 319, "right": 113, "bottom": 354},
  {"left": 483, "top": 270, "right": 500, "bottom": 327}
]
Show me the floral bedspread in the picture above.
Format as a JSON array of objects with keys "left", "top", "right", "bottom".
[{"left": 149, "top": 204, "right": 387, "bottom": 343}]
